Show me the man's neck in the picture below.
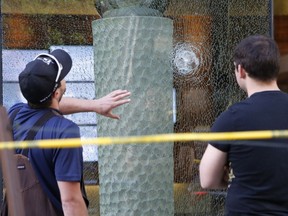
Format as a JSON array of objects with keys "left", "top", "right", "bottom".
[
  {"left": 49, "top": 98, "right": 60, "bottom": 110},
  {"left": 246, "top": 79, "right": 280, "bottom": 97}
]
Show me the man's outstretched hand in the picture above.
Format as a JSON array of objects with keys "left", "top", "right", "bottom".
[
  {"left": 93, "top": 89, "right": 131, "bottom": 119},
  {"left": 59, "top": 89, "right": 131, "bottom": 119}
]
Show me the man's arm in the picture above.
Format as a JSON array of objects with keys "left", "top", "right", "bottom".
[
  {"left": 59, "top": 89, "right": 131, "bottom": 119},
  {"left": 57, "top": 181, "right": 88, "bottom": 216},
  {"left": 199, "top": 144, "right": 229, "bottom": 189}
]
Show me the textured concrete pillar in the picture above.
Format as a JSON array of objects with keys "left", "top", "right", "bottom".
[{"left": 92, "top": 15, "right": 174, "bottom": 215}]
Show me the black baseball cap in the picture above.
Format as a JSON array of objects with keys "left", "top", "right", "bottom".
[{"left": 19, "top": 49, "right": 72, "bottom": 104}]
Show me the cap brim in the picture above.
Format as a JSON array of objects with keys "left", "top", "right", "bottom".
[{"left": 50, "top": 49, "right": 72, "bottom": 81}]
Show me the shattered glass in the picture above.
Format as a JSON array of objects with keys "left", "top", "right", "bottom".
[{"left": 1, "top": 0, "right": 272, "bottom": 215}]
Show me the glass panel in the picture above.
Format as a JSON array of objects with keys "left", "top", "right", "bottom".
[{"left": 1, "top": 0, "right": 272, "bottom": 215}]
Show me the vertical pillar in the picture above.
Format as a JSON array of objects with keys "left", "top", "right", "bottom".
[{"left": 92, "top": 1, "right": 174, "bottom": 215}]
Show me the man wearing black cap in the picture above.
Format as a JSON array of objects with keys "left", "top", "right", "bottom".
[{"left": 8, "top": 49, "right": 130, "bottom": 215}]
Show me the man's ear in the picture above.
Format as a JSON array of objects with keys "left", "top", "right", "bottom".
[
  {"left": 238, "top": 65, "right": 247, "bottom": 79},
  {"left": 52, "top": 88, "right": 60, "bottom": 100}
]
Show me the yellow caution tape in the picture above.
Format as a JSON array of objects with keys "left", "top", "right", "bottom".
[{"left": 0, "top": 130, "right": 288, "bottom": 150}]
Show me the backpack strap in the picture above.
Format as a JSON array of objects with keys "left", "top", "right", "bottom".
[
  {"left": 21, "top": 111, "right": 56, "bottom": 156},
  {"left": 9, "top": 108, "right": 56, "bottom": 157},
  {"left": 24, "top": 111, "right": 56, "bottom": 141},
  {"left": 9, "top": 107, "right": 22, "bottom": 126}
]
